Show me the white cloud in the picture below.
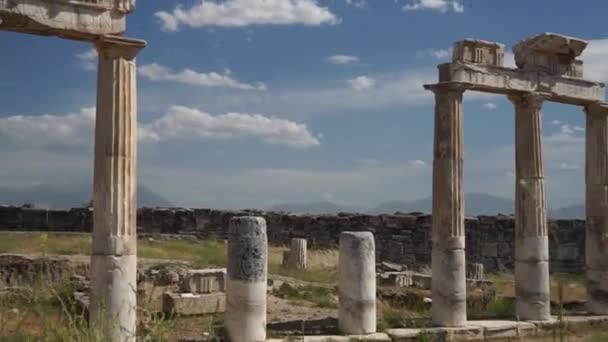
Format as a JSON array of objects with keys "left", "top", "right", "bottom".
[
  {"left": 559, "top": 162, "right": 581, "bottom": 170},
  {"left": 138, "top": 63, "right": 267, "bottom": 91},
  {"left": 347, "top": 76, "right": 375, "bottom": 91},
  {"left": 407, "top": 159, "right": 427, "bottom": 167},
  {"left": 416, "top": 48, "right": 452, "bottom": 60},
  {"left": 549, "top": 120, "right": 562, "bottom": 125},
  {"left": 75, "top": 49, "right": 97, "bottom": 71},
  {"left": 327, "top": 55, "right": 360, "bottom": 65},
  {"left": 345, "top": 0, "right": 367, "bottom": 9},
  {"left": 482, "top": 102, "right": 497, "bottom": 110},
  {"left": 582, "top": 38, "right": 608, "bottom": 82},
  {"left": 155, "top": 0, "right": 339, "bottom": 32},
  {"left": 0, "top": 108, "right": 95, "bottom": 148},
  {"left": 0, "top": 106, "right": 319, "bottom": 150},
  {"left": 402, "top": 0, "right": 464, "bottom": 13},
  {"left": 140, "top": 105, "right": 320, "bottom": 148}
]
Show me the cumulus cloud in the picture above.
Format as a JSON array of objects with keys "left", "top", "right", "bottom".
[
  {"left": 345, "top": 0, "right": 367, "bottom": 9},
  {"left": 75, "top": 49, "right": 97, "bottom": 71},
  {"left": 416, "top": 48, "right": 452, "bottom": 60},
  {"left": 0, "top": 106, "right": 319, "bottom": 149},
  {"left": 482, "top": 102, "right": 497, "bottom": 110},
  {"left": 138, "top": 63, "right": 267, "bottom": 91},
  {"left": 155, "top": 0, "right": 339, "bottom": 32},
  {"left": 347, "top": 76, "right": 375, "bottom": 91},
  {"left": 327, "top": 55, "right": 360, "bottom": 65},
  {"left": 407, "top": 159, "right": 427, "bottom": 167},
  {"left": 0, "top": 108, "right": 95, "bottom": 148},
  {"left": 582, "top": 38, "right": 608, "bottom": 82},
  {"left": 403, "top": 0, "right": 464, "bottom": 13},
  {"left": 140, "top": 105, "right": 320, "bottom": 148}
]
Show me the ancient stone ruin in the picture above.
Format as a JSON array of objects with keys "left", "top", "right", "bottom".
[
  {"left": 2, "top": 6, "right": 608, "bottom": 339},
  {"left": 426, "top": 32, "right": 608, "bottom": 327},
  {"left": 0, "top": 1, "right": 145, "bottom": 340}
]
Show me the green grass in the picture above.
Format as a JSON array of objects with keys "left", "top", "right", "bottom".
[
  {"left": 271, "top": 283, "right": 337, "bottom": 308},
  {"left": 0, "top": 232, "right": 338, "bottom": 284}
]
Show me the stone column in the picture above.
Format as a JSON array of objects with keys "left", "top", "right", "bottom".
[
  {"left": 338, "top": 231, "right": 376, "bottom": 334},
  {"left": 429, "top": 84, "right": 466, "bottom": 327},
  {"left": 509, "top": 92, "right": 550, "bottom": 321},
  {"left": 287, "top": 238, "right": 307, "bottom": 269},
  {"left": 225, "top": 216, "right": 268, "bottom": 342},
  {"left": 585, "top": 103, "right": 608, "bottom": 314},
  {"left": 90, "top": 36, "right": 145, "bottom": 342}
]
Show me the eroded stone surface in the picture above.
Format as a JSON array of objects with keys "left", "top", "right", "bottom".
[
  {"left": 0, "top": 0, "right": 135, "bottom": 40},
  {"left": 338, "top": 232, "right": 376, "bottom": 334}
]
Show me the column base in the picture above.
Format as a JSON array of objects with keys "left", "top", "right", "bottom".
[
  {"left": 431, "top": 248, "right": 466, "bottom": 327},
  {"left": 515, "top": 260, "right": 551, "bottom": 321},
  {"left": 225, "top": 277, "right": 267, "bottom": 342},
  {"left": 90, "top": 254, "right": 137, "bottom": 342},
  {"left": 587, "top": 269, "right": 608, "bottom": 315}
]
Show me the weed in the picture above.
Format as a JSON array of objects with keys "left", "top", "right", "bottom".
[{"left": 272, "top": 283, "right": 337, "bottom": 308}]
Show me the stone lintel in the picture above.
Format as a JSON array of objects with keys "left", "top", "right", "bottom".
[
  {"left": 0, "top": 0, "right": 132, "bottom": 41},
  {"left": 429, "top": 62, "right": 605, "bottom": 105},
  {"left": 95, "top": 35, "right": 147, "bottom": 61}
]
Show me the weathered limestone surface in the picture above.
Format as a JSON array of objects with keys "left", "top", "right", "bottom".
[
  {"left": 286, "top": 238, "right": 307, "bottom": 269},
  {"left": 0, "top": 0, "right": 133, "bottom": 40},
  {"left": 468, "top": 263, "right": 484, "bottom": 281},
  {"left": 162, "top": 292, "right": 226, "bottom": 316},
  {"left": 338, "top": 231, "right": 376, "bottom": 334},
  {"left": 434, "top": 62, "right": 605, "bottom": 105},
  {"left": 585, "top": 103, "right": 608, "bottom": 314},
  {"left": 225, "top": 216, "right": 268, "bottom": 342},
  {"left": 452, "top": 39, "right": 505, "bottom": 66},
  {"left": 89, "top": 35, "right": 145, "bottom": 342},
  {"left": 179, "top": 268, "right": 226, "bottom": 294},
  {"left": 513, "top": 32, "right": 587, "bottom": 77},
  {"left": 509, "top": 92, "right": 551, "bottom": 321},
  {"left": 429, "top": 84, "right": 467, "bottom": 327}
]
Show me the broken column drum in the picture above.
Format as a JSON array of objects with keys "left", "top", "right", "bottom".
[
  {"left": 287, "top": 238, "right": 307, "bottom": 269},
  {"left": 338, "top": 231, "right": 376, "bottom": 334},
  {"left": 225, "top": 216, "right": 268, "bottom": 342}
]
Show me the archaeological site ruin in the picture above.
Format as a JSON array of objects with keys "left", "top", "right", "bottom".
[{"left": 2, "top": 1, "right": 608, "bottom": 341}]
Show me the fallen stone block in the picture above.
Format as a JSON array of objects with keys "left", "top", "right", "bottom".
[
  {"left": 162, "top": 292, "right": 225, "bottom": 316},
  {"left": 179, "top": 268, "right": 226, "bottom": 294}
]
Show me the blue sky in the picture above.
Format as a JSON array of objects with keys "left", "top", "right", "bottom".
[{"left": 1, "top": 0, "right": 607, "bottom": 209}]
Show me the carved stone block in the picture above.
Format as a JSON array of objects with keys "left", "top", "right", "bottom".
[
  {"left": 452, "top": 39, "right": 505, "bottom": 67},
  {"left": 513, "top": 32, "right": 587, "bottom": 77}
]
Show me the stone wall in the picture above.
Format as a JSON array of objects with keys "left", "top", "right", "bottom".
[{"left": 0, "top": 206, "right": 586, "bottom": 274}]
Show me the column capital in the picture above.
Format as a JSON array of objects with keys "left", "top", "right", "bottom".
[
  {"left": 585, "top": 103, "right": 608, "bottom": 118},
  {"left": 507, "top": 92, "right": 544, "bottom": 110},
  {"left": 95, "top": 35, "right": 146, "bottom": 61},
  {"left": 424, "top": 82, "right": 468, "bottom": 95}
]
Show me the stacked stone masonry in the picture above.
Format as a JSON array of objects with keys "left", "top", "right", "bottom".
[{"left": 0, "top": 206, "right": 586, "bottom": 274}]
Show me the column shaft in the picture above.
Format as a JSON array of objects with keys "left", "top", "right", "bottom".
[
  {"left": 585, "top": 104, "right": 608, "bottom": 314},
  {"left": 510, "top": 93, "right": 550, "bottom": 321},
  {"left": 430, "top": 85, "right": 466, "bottom": 327},
  {"left": 338, "top": 231, "right": 376, "bottom": 334},
  {"left": 90, "top": 36, "right": 145, "bottom": 342}
]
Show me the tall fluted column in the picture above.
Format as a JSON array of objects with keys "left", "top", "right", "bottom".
[
  {"left": 585, "top": 103, "right": 608, "bottom": 314},
  {"left": 90, "top": 36, "right": 146, "bottom": 342},
  {"left": 509, "top": 92, "right": 551, "bottom": 321},
  {"left": 429, "top": 84, "right": 466, "bottom": 327}
]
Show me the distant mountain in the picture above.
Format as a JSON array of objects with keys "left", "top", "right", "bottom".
[
  {"left": 372, "top": 193, "right": 515, "bottom": 216},
  {"left": 270, "top": 201, "right": 361, "bottom": 214},
  {"left": 549, "top": 204, "right": 585, "bottom": 219},
  {"left": 0, "top": 182, "right": 173, "bottom": 209}
]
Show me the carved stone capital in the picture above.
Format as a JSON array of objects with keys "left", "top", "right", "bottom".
[
  {"left": 95, "top": 35, "right": 146, "bottom": 61},
  {"left": 424, "top": 82, "right": 469, "bottom": 96},
  {"left": 507, "top": 92, "right": 544, "bottom": 111},
  {"left": 585, "top": 103, "right": 608, "bottom": 118}
]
